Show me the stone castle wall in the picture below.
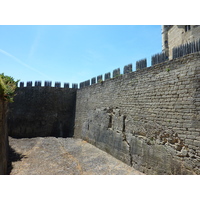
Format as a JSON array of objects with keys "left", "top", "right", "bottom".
[
  {"left": 0, "top": 99, "right": 8, "bottom": 175},
  {"left": 74, "top": 52, "right": 200, "bottom": 175},
  {"left": 4, "top": 42, "right": 200, "bottom": 175},
  {"left": 8, "top": 86, "right": 77, "bottom": 138}
]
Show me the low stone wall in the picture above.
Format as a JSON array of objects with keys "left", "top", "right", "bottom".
[
  {"left": 74, "top": 52, "right": 200, "bottom": 175},
  {"left": 0, "top": 99, "right": 8, "bottom": 175},
  {"left": 8, "top": 87, "right": 77, "bottom": 138}
]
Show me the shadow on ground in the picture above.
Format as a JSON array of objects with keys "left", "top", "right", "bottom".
[{"left": 7, "top": 145, "right": 25, "bottom": 175}]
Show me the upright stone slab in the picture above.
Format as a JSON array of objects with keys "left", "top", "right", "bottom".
[
  {"left": 35, "top": 81, "right": 42, "bottom": 87},
  {"left": 45, "top": 81, "right": 52, "bottom": 87},
  {"left": 55, "top": 82, "right": 61, "bottom": 88},
  {"left": 91, "top": 77, "right": 96, "bottom": 85},
  {"left": 20, "top": 82, "right": 24, "bottom": 88},
  {"left": 72, "top": 83, "right": 78, "bottom": 89},
  {"left": 80, "top": 82, "right": 84, "bottom": 88},
  {"left": 136, "top": 59, "right": 147, "bottom": 70},
  {"left": 84, "top": 80, "right": 90, "bottom": 87},
  {"left": 97, "top": 75, "right": 103, "bottom": 83},
  {"left": 105, "top": 72, "right": 111, "bottom": 80},
  {"left": 27, "top": 81, "right": 32, "bottom": 87},
  {"left": 123, "top": 64, "right": 132, "bottom": 74},
  {"left": 113, "top": 68, "right": 120, "bottom": 78},
  {"left": 64, "top": 83, "right": 69, "bottom": 88},
  {"left": 151, "top": 52, "right": 168, "bottom": 65}
]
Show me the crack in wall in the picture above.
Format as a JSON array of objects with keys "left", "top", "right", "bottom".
[
  {"left": 108, "top": 114, "right": 112, "bottom": 129},
  {"left": 122, "top": 115, "right": 133, "bottom": 167}
]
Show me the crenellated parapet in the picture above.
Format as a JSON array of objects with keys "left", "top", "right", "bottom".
[
  {"left": 151, "top": 51, "right": 168, "bottom": 65},
  {"left": 17, "top": 39, "right": 200, "bottom": 91},
  {"left": 44, "top": 81, "right": 52, "bottom": 87},
  {"left": 18, "top": 81, "right": 77, "bottom": 89},
  {"left": 172, "top": 38, "right": 200, "bottom": 59},
  {"left": 79, "top": 39, "right": 200, "bottom": 90},
  {"left": 97, "top": 75, "right": 103, "bottom": 83},
  {"left": 123, "top": 64, "right": 132, "bottom": 74},
  {"left": 74, "top": 51, "right": 200, "bottom": 175},
  {"left": 136, "top": 59, "right": 147, "bottom": 70},
  {"left": 104, "top": 72, "right": 111, "bottom": 80},
  {"left": 79, "top": 60, "right": 144, "bottom": 89}
]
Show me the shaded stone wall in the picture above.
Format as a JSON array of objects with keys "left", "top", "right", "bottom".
[
  {"left": 8, "top": 87, "right": 77, "bottom": 138},
  {"left": 0, "top": 99, "right": 8, "bottom": 175},
  {"left": 74, "top": 52, "right": 200, "bottom": 175}
]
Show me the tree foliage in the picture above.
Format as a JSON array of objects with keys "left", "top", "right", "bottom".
[{"left": 0, "top": 73, "right": 19, "bottom": 102}]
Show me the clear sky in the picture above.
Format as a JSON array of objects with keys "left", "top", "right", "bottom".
[{"left": 0, "top": 25, "right": 162, "bottom": 87}]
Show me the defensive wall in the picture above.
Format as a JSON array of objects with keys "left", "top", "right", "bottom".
[
  {"left": 0, "top": 99, "right": 8, "bottom": 175},
  {"left": 4, "top": 40, "right": 200, "bottom": 175},
  {"left": 8, "top": 85, "right": 77, "bottom": 138},
  {"left": 74, "top": 52, "right": 200, "bottom": 175}
]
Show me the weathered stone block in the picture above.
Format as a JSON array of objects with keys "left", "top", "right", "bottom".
[
  {"left": 185, "top": 139, "right": 194, "bottom": 146},
  {"left": 194, "top": 140, "right": 200, "bottom": 147}
]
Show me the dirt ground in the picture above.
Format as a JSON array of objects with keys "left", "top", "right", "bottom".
[{"left": 8, "top": 136, "right": 144, "bottom": 175}]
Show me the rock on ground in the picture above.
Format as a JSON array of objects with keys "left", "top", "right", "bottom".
[{"left": 8, "top": 137, "right": 144, "bottom": 175}]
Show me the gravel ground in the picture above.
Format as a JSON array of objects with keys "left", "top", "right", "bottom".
[{"left": 8, "top": 137, "right": 144, "bottom": 175}]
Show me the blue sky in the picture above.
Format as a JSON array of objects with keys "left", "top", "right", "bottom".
[{"left": 0, "top": 25, "right": 162, "bottom": 87}]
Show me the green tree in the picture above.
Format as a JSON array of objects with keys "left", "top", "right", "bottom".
[{"left": 0, "top": 73, "right": 19, "bottom": 102}]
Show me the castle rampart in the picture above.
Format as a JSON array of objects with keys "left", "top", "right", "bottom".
[
  {"left": 0, "top": 99, "right": 8, "bottom": 175},
  {"left": 8, "top": 86, "right": 77, "bottom": 138},
  {"left": 74, "top": 52, "right": 200, "bottom": 175},
  {"left": 4, "top": 39, "right": 200, "bottom": 175}
]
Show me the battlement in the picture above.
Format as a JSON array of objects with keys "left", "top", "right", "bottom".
[
  {"left": 17, "top": 38, "right": 200, "bottom": 91},
  {"left": 5, "top": 34, "right": 200, "bottom": 175},
  {"left": 18, "top": 81, "right": 78, "bottom": 89},
  {"left": 79, "top": 39, "right": 200, "bottom": 89},
  {"left": 74, "top": 51, "right": 200, "bottom": 175},
  {"left": 7, "top": 49, "right": 200, "bottom": 175},
  {"left": 173, "top": 38, "right": 200, "bottom": 59}
]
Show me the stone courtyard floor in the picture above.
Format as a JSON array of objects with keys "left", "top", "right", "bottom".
[{"left": 8, "top": 137, "right": 144, "bottom": 175}]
